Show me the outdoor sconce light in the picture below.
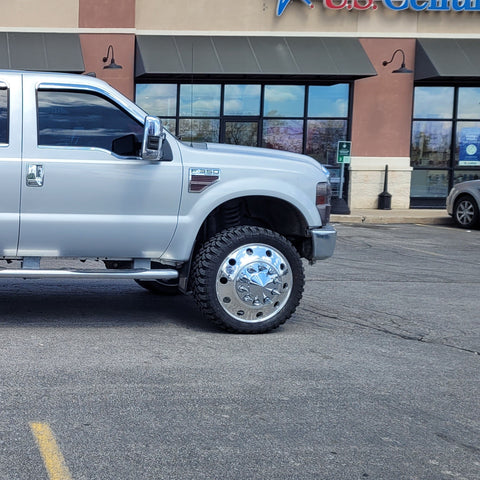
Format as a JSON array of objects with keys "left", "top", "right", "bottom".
[
  {"left": 382, "top": 49, "right": 413, "bottom": 74},
  {"left": 102, "top": 45, "right": 122, "bottom": 69}
]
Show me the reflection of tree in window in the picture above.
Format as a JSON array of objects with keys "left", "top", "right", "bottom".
[
  {"left": 262, "top": 120, "right": 303, "bottom": 153},
  {"left": 411, "top": 121, "right": 451, "bottom": 168},
  {"left": 225, "top": 122, "right": 257, "bottom": 147},
  {"left": 178, "top": 119, "right": 220, "bottom": 143},
  {"left": 306, "top": 120, "right": 347, "bottom": 165}
]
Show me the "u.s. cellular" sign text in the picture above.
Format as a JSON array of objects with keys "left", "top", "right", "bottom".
[{"left": 276, "top": 0, "right": 480, "bottom": 14}]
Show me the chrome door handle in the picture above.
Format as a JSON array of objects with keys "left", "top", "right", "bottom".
[{"left": 26, "top": 164, "right": 44, "bottom": 187}]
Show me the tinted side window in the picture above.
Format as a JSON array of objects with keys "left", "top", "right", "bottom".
[
  {"left": 0, "top": 88, "right": 8, "bottom": 144},
  {"left": 37, "top": 90, "right": 144, "bottom": 154}
]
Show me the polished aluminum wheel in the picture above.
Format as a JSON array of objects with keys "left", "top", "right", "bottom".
[{"left": 215, "top": 243, "right": 293, "bottom": 323}]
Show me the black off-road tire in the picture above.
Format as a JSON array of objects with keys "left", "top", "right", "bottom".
[{"left": 192, "top": 226, "right": 304, "bottom": 333}]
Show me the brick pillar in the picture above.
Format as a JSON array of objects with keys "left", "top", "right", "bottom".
[{"left": 78, "top": 0, "right": 135, "bottom": 100}]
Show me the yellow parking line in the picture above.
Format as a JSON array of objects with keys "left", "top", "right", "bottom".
[{"left": 30, "top": 422, "right": 73, "bottom": 480}]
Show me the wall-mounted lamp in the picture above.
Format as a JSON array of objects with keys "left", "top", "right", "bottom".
[
  {"left": 102, "top": 45, "right": 122, "bottom": 70},
  {"left": 382, "top": 49, "right": 413, "bottom": 74}
]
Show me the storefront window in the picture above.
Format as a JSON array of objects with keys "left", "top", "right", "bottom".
[
  {"left": 135, "top": 82, "right": 350, "bottom": 166},
  {"left": 225, "top": 121, "right": 258, "bottom": 146},
  {"left": 457, "top": 88, "right": 480, "bottom": 119},
  {"left": 410, "top": 169, "right": 449, "bottom": 198},
  {"left": 262, "top": 119, "right": 303, "bottom": 153},
  {"left": 178, "top": 118, "right": 220, "bottom": 143},
  {"left": 413, "top": 87, "right": 454, "bottom": 119},
  {"left": 411, "top": 86, "right": 480, "bottom": 207},
  {"left": 456, "top": 122, "right": 480, "bottom": 166},
  {"left": 263, "top": 85, "right": 305, "bottom": 117},
  {"left": 453, "top": 170, "right": 480, "bottom": 184},
  {"left": 224, "top": 85, "right": 261, "bottom": 116},
  {"left": 179, "top": 84, "right": 221, "bottom": 117},
  {"left": 136, "top": 84, "right": 177, "bottom": 117},
  {"left": 411, "top": 121, "right": 452, "bottom": 168},
  {"left": 308, "top": 84, "right": 349, "bottom": 117},
  {"left": 306, "top": 120, "right": 348, "bottom": 165}
]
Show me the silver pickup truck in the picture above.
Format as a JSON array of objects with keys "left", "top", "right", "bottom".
[{"left": 0, "top": 70, "right": 336, "bottom": 333}]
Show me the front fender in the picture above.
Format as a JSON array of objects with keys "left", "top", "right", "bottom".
[{"left": 162, "top": 177, "right": 321, "bottom": 262}]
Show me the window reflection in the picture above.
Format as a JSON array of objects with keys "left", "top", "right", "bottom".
[
  {"left": 180, "top": 85, "right": 221, "bottom": 117},
  {"left": 308, "top": 85, "right": 349, "bottom": 118},
  {"left": 136, "top": 84, "right": 177, "bottom": 117},
  {"left": 262, "top": 120, "right": 303, "bottom": 153},
  {"left": 264, "top": 86, "right": 305, "bottom": 118},
  {"left": 413, "top": 87, "right": 454, "bottom": 119},
  {"left": 224, "top": 85, "right": 261, "bottom": 116},
  {"left": 178, "top": 118, "right": 220, "bottom": 143},
  {"left": 411, "top": 121, "right": 452, "bottom": 168},
  {"left": 135, "top": 82, "right": 350, "bottom": 168},
  {"left": 37, "top": 91, "right": 144, "bottom": 152},
  {"left": 225, "top": 121, "right": 258, "bottom": 146},
  {"left": 458, "top": 88, "right": 480, "bottom": 119},
  {"left": 306, "top": 120, "right": 347, "bottom": 165},
  {"left": 454, "top": 170, "right": 480, "bottom": 184},
  {"left": 410, "top": 170, "right": 448, "bottom": 198},
  {"left": 0, "top": 89, "right": 8, "bottom": 144},
  {"left": 161, "top": 119, "right": 176, "bottom": 135}
]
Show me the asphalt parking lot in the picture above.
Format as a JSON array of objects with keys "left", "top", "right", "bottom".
[{"left": 0, "top": 223, "right": 479, "bottom": 480}]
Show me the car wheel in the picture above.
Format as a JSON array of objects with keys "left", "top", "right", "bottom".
[
  {"left": 453, "top": 195, "right": 479, "bottom": 228},
  {"left": 192, "top": 226, "right": 304, "bottom": 333}
]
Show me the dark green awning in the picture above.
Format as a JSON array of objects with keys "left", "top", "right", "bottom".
[
  {"left": 135, "top": 36, "right": 376, "bottom": 80},
  {"left": 415, "top": 39, "right": 480, "bottom": 81},
  {"left": 0, "top": 33, "right": 84, "bottom": 73}
]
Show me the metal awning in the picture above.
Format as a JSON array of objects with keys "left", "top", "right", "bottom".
[
  {"left": 0, "top": 33, "right": 84, "bottom": 73},
  {"left": 415, "top": 39, "right": 480, "bottom": 81},
  {"left": 135, "top": 36, "right": 376, "bottom": 80}
]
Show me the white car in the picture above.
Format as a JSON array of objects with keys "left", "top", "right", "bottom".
[{"left": 446, "top": 180, "right": 480, "bottom": 228}]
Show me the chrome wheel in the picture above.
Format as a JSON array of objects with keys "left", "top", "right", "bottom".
[
  {"left": 192, "top": 226, "right": 304, "bottom": 333},
  {"left": 215, "top": 244, "right": 293, "bottom": 323}
]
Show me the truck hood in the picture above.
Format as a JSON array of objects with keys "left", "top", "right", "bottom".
[{"left": 188, "top": 141, "right": 329, "bottom": 177}]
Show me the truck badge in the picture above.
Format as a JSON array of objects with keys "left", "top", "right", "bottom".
[{"left": 189, "top": 168, "right": 220, "bottom": 193}]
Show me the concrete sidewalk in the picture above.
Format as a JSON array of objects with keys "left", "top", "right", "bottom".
[{"left": 331, "top": 209, "right": 452, "bottom": 225}]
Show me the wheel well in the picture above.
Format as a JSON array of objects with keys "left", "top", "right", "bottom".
[
  {"left": 455, "top": 193, "right": 476, "bottom": 206},
  {"left": 194, "top": 196, "right": 309, "bottom": 256}
]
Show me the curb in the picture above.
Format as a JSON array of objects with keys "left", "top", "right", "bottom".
[{"left": 330, "top": 211, "right": 453, "bottom": 226}]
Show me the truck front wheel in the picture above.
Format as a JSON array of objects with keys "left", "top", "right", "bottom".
[{"left": 192, "top": 226, "right": 304, "bottom": 333}]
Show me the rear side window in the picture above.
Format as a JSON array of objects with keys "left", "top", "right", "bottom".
[
  {"left": 0, "top": 88, "right": 8, "bottom": 145},
  {"left": 37, "top": 90, "right": 144, "bottom": 154}
]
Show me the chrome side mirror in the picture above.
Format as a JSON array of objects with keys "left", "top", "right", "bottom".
[{"left": 142, "top": 116, "right": 164, "bottom": 161}]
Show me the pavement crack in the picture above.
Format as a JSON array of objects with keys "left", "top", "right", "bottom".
[{"left": 336, "top": 317, "right": 480, "bottom": 356}]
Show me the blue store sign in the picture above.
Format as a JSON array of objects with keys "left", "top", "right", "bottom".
[{"left": 459, "top": 127, "right": 480, "bottom": 166}]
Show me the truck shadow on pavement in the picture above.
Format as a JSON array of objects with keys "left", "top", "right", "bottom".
[{"left": 0, "top": 280, "right": 217, "bottom": 332}]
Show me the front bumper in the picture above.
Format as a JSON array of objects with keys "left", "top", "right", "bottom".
[{"left": 310, "top": 225, "right": 337, "bottom": 261}]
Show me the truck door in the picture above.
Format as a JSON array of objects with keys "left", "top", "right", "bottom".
[
  {"left": 0, "top": 73, "right": 22, "bottom": 257},
  {"left": 18, "top": 76, "right": 183, "bottom": 259}
]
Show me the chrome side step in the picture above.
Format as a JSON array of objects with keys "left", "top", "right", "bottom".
[{"left": 0, "top": 268, "right": 178, "bottom": 280}]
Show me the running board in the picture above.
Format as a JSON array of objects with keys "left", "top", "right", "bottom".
[{"left": 0, "top": 268, "right": 179, "bottom": 280}]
